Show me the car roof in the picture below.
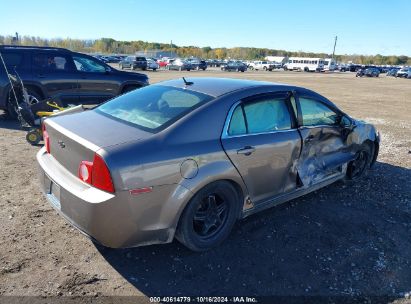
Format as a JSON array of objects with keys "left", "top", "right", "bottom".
[
  {"left": 0, "top": 45, "right": 70, "bottom": 53},
  {"left": 155, "top": 77, "right": 281, "bottom": 97}
]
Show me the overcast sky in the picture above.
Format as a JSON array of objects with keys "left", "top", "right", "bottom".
[{"left": 1, "top": 0, "right": 410, "bottom": 56}]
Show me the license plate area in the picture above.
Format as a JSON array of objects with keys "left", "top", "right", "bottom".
[{"left": 45, "top": 174, "right": 61, "bottom": 210}]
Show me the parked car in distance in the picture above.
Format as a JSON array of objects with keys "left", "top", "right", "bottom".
[
  {"left": 396, "top": 67, "right": 411, "bottom": 78},
  {"left": 187, "top": 59, "right": 207, "bottom": 71},
  {"left": 356, "top": 69, "right": 365, "bottom": 77},
  {"left": 0, "top": 45, "right": 149, "bottom": 118},
  {"left": 167, "top": 58, "right": 192, "bottom": 71},
  {"left": 386, "top": 68, "right": 400, "bottom": 77},
  {"left": 119, "top": 56, "right": 147, "bottom": 71},
  {"left": 364, "top": 68, "right": 380, "bottom": 77},
  {"left": 221, "top": 61, "right": 247, "bottom": 72},
  {"left": 249, "top": 61, "right": 274, "bottom": 71},
  {"left": 36, "top": 77, "right": 380, "bottom": 251},
  {"left": 146, "top": 58, "right": 159, "bottom": 71}
]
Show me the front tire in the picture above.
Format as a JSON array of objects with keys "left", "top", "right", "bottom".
[
  {"left": 176, "top": 181, "right": 240, "bottom": 252},
  {"left": 345, "top": 145, "right": 372, "bottom": 181}
]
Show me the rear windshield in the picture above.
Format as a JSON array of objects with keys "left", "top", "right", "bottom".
[{"left": 96, "top": 85, "right": 213, "bottom": 132}]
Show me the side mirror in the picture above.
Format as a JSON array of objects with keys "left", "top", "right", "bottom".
[
  {"left": 340, "top": 115, "right": 355, "bottom": 130},
  {"left": 105, "top": 66, "right": 111, "bottom": 74}
]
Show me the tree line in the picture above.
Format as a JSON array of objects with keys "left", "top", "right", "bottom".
[{"left": 1, "top": 35, "right": 410, "bottom": 66}]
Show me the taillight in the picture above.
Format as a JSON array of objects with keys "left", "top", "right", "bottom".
[
  {"left": 92, "top": 154, "right": 114, "bottom": 193},
  {"left": 78, "top": 153, "right": 114, "bottom": 193},
  {"left": 42, "top": 123, "right": 50, "bottom": 153}
]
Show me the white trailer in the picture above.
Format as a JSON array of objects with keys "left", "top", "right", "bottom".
[{"left": 284, "top": 57, "right": 325, "bottom": 72}]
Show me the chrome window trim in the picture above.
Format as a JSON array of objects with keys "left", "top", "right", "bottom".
[{"left": 221, "top": 100, "right": 296, "bottom": 139}]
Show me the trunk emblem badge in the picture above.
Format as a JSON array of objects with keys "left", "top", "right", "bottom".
[{"left": 58, "top": 140, "right": 65, "bottom": 148}]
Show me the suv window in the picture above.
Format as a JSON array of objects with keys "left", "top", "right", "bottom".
[
  {"left": 228, "top": 96, "right": 291, "bottom": 136},
  {"left": 299, "top": 97, "right": 339, "bottom": 126},
  {"left": 32, "top": 53, "right": 70, "bottom": 71},
  {"left": 73, "top": 56, "right": 106, "bottom": 73},
  {"left": 2, "top": 52, "right": 24, "bottom": 67}
]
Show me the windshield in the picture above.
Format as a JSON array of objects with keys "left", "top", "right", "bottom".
[{"left": 96, "top": 85, "right": 213, "bottom": 132}]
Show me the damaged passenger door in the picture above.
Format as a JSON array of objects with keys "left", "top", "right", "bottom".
[
  {"left": 221, "top": 93, "right": 301, "bottom": 204},
  {"left": 295, "top": 94, "right": 352, "bottom": 186}
]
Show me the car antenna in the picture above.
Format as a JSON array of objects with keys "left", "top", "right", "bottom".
[{"left": 182, "top": 77, "right": 193, "bottom": 86}]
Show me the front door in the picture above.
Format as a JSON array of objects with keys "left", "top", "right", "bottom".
[
  {"left": 296, "top": 94, "right": 352, "bottom": 186},
  {"left": 72, "top": 55, "right": 118, "bottom": 105},
  {"left": 221, "top": 93, "right": 301, "bottom": 203}
]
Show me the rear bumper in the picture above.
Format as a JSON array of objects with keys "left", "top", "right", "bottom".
[{"left": 37, "top": 147, "right": 186, "bottom": 248}]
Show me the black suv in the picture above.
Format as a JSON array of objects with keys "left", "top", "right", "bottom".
[
  {"left": 0, "top": 45, "right": 149, "bottom": 117},
  {"left": 119, "top": 56, "right": 147, "bottom": 70}
]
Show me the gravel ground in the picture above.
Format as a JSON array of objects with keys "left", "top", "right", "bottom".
[{"left": 0, "top": 70, "right": 410, "bottom": 303}]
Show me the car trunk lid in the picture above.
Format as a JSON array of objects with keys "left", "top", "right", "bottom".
[{"left": 44, "top": 110, "right": 151, "bottom": 176}]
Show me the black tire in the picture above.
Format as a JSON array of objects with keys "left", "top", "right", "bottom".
[
  {"left": 263, "top": 66, "right": 267, "bottom": 71},
  {"left": 241, "top": 70, "right": 245, "bottom": 72},
  {"left": 153, "top": 68, "right": 157, "bottom": 72},
  {"left": 284, "top": 66, "right": 288, "bottom": 71},
  {"left": 6, "top": 95, "right": 18, "bottom": 119},
  {"left": 345, "top": 144, "right": 372, "bottom": 182},
  {"left": 176, "top": 181, "right": 240, "bottom": 252},
  {"left": 304, "top": 67, "right": 309, "bottom": 72}
]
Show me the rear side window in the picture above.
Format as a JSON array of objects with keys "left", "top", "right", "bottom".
[
  {"left": 32, "top": 53, "right": 69, "bottom": 71},
  {"left": 228, "top": 96, "right": 292, "bottom": 136},
  {"left": 1, "top": 52, "right": 23, "bottom": 67},
  {"left": 96, "top": 85, "right": 213, "bottom": 132},
  {"left": 299, "top": 97, "right": 339, "bottom": 126}
]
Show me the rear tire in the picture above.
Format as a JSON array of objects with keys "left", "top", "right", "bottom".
[
  {"left": 6, "top": 95, "right": 18, "bottom": 119},
  {"left": 176, "top": 181, "right": 240, "bottom": 252}
]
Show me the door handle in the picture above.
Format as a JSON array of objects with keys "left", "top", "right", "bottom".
[
  {"left": 36, "top": 74, "right": 46, "bottom": 78},
  {"left": 237, "top": 146, "right": 255, "bottom": 156},
  {"left": 304, "top": 135, "right": 315, "bottom": 143}
]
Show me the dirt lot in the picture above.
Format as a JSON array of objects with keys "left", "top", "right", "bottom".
[{"left": 1, "top": 69, "right": 410, "bottom": 302}]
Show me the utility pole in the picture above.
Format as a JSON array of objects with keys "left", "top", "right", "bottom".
[
  {"left": 170, "top": 40, "right": 172, "bottom": 58},
  {"left": 332, "top": 36, "right": 337, "bottom": 61}
]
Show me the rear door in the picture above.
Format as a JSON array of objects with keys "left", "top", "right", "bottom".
[
  {"left": 31, "top": 52, "right": 79, "bottom": 105},
  {"left": 221, "top": 92, "right": 301, "bottom": 203},
  {"left": 72, "top": 54, "right": 118, "bottom": 105},
  {"left": 295, "top": 93, "right": 352, "bottom": 186}
]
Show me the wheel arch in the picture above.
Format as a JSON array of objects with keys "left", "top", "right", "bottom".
[
  {"left": 24, "top": 84, "right": 45, "bottom": 99},
  {"left": 171, "top": 163, "right": 248, "bottom": 231},
  {"left": 119, "top": 82, "right": 143, "bottom": 94}
]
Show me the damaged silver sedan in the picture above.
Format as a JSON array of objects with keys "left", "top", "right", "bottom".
[{"left": 37, "top": 77, "right": 380, "bottom": 251}]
